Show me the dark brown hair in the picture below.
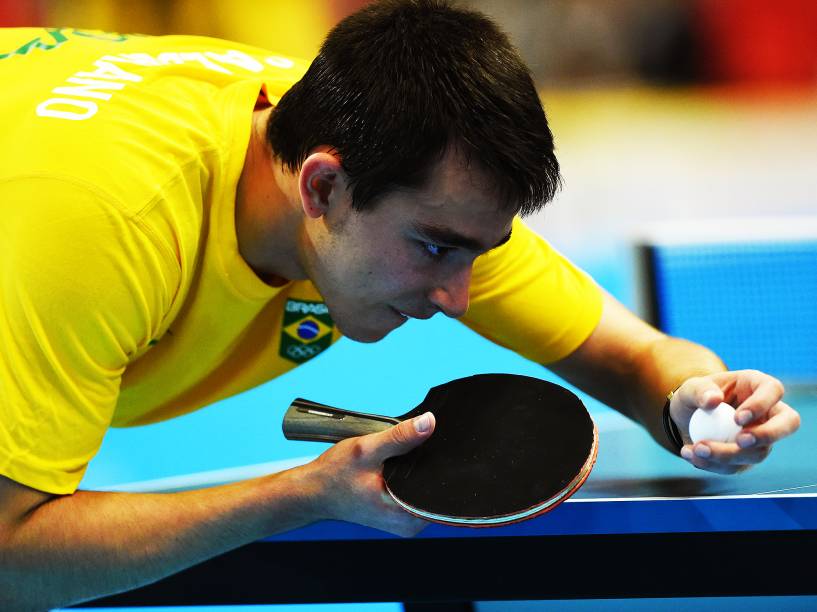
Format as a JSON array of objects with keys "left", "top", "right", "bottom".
[{"left": 266, "top": 0, "right": 561, "bottom": 215}]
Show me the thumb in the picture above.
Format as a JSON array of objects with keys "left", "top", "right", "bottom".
[
  {"left": 366, "top": 412, "right": 436, "bottom": 466},
  {"left": 677, "top": 376, "right": 724, "bottom": 414}
]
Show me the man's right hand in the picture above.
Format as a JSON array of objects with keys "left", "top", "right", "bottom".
[
  {"left": 298, "top": 411, "right": 436, "bottom": 537},
  {"left": 0, "top": 411, "right": 436, "bottom": 609}
]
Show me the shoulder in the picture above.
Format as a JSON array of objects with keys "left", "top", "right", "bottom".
[{"left": 0, "top": 176, "right": 178, "bottom": 360}]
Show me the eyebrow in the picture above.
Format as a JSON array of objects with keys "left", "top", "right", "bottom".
[{"left": 413, "top": 222, "right": 513, "bottom": 254}]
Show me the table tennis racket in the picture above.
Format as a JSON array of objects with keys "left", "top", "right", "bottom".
[{"left": 283, "top": 373, "right": 597, "bottom": 527}]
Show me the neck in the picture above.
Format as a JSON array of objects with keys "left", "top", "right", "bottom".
[{"left": 235, "top": 107, "right": 308, "bottom": 285}]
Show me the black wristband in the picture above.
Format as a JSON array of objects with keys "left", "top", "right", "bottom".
[{"left": 662, "top": 388, "right": 685, "bottom": 454}]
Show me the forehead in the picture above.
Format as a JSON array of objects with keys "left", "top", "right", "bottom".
[
  {"left": 423, "top": 147, "right": 499, "bottom": 204},
  {"left": 397, "top": 148, "right": 514, "bottom": 244}
]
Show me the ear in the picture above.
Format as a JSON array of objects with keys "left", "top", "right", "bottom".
[{"left": 298, "top": 151, "right": 347, "bottom": 219}]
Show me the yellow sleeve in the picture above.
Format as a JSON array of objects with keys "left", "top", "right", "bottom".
[
  {"left": 0, "top": 176, "right": 178, "bottom": 494},
  {"left": 462, "top": 217, "right": 603, "bottom": 365}
]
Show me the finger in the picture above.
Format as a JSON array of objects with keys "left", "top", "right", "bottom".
[
  {"left": 378, "top": 506, "right": 431, "bottom": 538},
  {"left": 736, "top": 401, "right": 801, "bottom": 447},
  {"left": 734, "top": 376, "right": 786, "bottom": 426},
  {"left": 671, "top": 377, "right": 726, "bottom": 437},
  {"left": 689, "top": 440, "right": 772, "bottom": 466},
  {"left": 680, "top": 445, "right": 750, "bottom": 475},
  {"left": 392, "top": 511, "right": 431, "bottom": 538},
  {"left": 680, "top": 444, "right": 721, "bottom": 473},
  {"left": 676, "top": 376, "right": 725, "bottom": 413},
  {"left": 362, "top": 412, "right": 436, "bottom": 466},
  {"left": 348, "top": 492, "right": 431, "bottom": 537},
  {"left": 396, "top": 517, "right": 430, "bottom": 538}
]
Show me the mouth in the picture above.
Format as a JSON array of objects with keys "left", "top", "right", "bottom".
[
  {"left": 391, "top": 306, "right": 410, "bottom": 321},
  {"left": 390, "top": 306, "right": 434, "bottom": 321}
]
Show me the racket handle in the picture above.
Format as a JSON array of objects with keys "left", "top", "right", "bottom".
[{"left": 283, "top": 398, "right": 400, "bottom": 443}]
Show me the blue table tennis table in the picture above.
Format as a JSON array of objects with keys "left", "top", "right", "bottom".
[
  {"left": 74, "top": 374, "right": 817, "bottom": 609},
  {"left": 72, "top": 235, "right": 817, "bottom": 610}
]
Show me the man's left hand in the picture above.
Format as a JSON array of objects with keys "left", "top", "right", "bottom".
[{"left": 669, "top": 369, "right": 801, "bottom": 474}]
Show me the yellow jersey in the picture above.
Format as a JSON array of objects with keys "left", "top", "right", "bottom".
[{"left": 0, "top": 28, "right": 602, "bottom": 494}]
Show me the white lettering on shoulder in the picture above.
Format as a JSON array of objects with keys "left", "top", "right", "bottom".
[
  {"left": 265, "top": 56, "right": 295, "bottom": 69},
  {"left": 155, "top": 51, "right": 231, "bottom": 74},
  {"left": 75, "top": 59, "right": 142, "bottom": 82},
  {"left": 101, "top": 53, "right": 159, "bottom": 67},
  {"left": 36, "top": 98, "right": 97, "bottom": 120},
  {"left": 52, "top": 77, "right": 126, "bottom": 101},
  {"left": 205, "top": 50, "right": 264, "bottom": 73},
  {"left": 36, "top": 47, "right": 278, "bottom": 121}
]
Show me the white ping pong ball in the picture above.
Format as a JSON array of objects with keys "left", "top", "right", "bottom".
[{"left": 689, "top": 402, "right": 742, "bottom": 444}]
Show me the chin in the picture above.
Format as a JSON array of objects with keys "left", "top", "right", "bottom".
[
  {"left": 336, "top": 324, "right": 392, "bottom": 344},
  {"left": 333, "top": 317, "right": 399, "bottom": 344}
]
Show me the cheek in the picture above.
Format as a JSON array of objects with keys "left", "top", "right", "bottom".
[
  {"left": 387, "top": 258, "right": 435, "bottom": 294},
  {"left": 366, "top": 247, "right": 426, "bottom": 291}
]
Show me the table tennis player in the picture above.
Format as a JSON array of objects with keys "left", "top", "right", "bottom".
[{"left": 0, "top": 0, "right": 800, "bottom": 608}]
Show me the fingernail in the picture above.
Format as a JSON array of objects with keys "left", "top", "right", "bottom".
[
  {"left": 413, "top": 412, "right": 432, "bottom": 433},
  {"left": 737, "top": 433, "right": 756, "bottom": 448},
  {"left": 681, "top": 447, "right": 693, "bottom": 460},
  {"left": 737, "top": 410, "right": 753, "bottom": 426},
  {"left": 694, "top": 445, "right": 711, "bottom": 458}
]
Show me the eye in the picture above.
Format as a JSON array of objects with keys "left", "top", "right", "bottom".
[{"left": 419, "top": 241, "right": 451, "bottom": 260}]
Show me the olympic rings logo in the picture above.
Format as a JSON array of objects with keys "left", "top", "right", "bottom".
[{"left": 286, "top": 344, "right": 324, "bottom": 360}]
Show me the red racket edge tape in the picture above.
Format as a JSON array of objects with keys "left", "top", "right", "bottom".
[{"left": 388, "top": 423, "right": 599, "bottom": 528}]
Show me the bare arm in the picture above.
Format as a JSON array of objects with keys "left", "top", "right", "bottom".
[
  {"left": 549, "top": 290, "right": 799, "bottom": 472},
  {"left": 549, "top": 289, "right": 726, "bottom": 452},
  {"left": 0, "top": 469, "right": 319, "bottom": 611},
  {"left": 0, "top": 414, "right": 434, "bottom": 611}
]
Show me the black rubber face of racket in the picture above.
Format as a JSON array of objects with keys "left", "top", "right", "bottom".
[{"left": 382, "top": 374, "right": 595, "bottom": 522}]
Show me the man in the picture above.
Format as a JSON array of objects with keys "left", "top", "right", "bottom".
[{"left": 0, "top": 1, "right": 800, "bottom": 609}]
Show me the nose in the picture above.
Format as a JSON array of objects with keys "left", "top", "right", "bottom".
[{"left": 428, "top": 265, "right": 472, "bottom": 319}]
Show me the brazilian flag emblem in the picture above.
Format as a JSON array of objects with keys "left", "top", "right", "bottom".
[{"left": 280, "top": 299, "right": 334, "bottom": 364}]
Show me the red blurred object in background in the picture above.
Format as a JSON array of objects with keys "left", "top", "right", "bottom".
[
  {"left": 0, "top": 0, "right": 44, "bottom": 26},
  {"left": 696, "top": 0, "right": 817, "bottom": 87}
]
